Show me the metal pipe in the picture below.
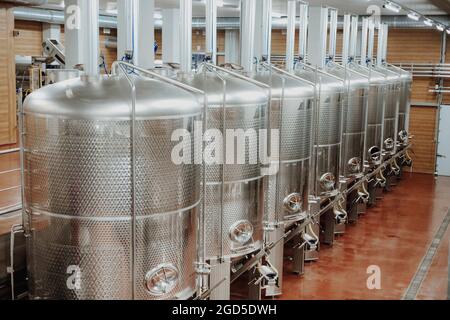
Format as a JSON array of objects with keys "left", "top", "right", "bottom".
[
  {"left": 368, "top": 19, "right": 375, "bottom": 64},
  {"left": 350, "top": 15, "right": 359, "bottom": 60},
  {"left": 328, "top": 8, "right": 338, "bottom": 62},
  {"left": 180, "top": 0, "right": 192, "bottom": 73},
  {"left": 383, "top": 24, "right": 389, "bottom": 64},
  {"left": 298, "top": 2, "right": 308, "bottom": 62},
  {"left": 342, "top": 14, "right": 351, "bottom": 65},
  {"left": 261, "top": 0, "right": 272, "bottom": 63},
  {"left": 205, "top": 0, "right": 217, "bottom": 64},
  {"left": 0, "top": 204, "right": 22, "bottom": 216},
  {"left": 0, "top": 148, "right": 19, "bottom": 156},
  {"left": 377, "top": 23, "right": 385, "bottom": 66},
  {"left": 360, "top": 18, "right": 369, "bottom": 66},
  {"left": 286, "top": 0, "right": 296, "bottom": 72},
  {"left": 240, "top": 0, "right": 256, "bottom": 73},
  {"left": 8, "top": 224, "right": 24, "bottom": 300},
  {"left": 82, "top": 0, "right": 99, "bottom": 77}
]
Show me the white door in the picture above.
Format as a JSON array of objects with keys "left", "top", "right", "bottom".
[{"left": 437, "top": 105, "right": 450, "bottom": 176}]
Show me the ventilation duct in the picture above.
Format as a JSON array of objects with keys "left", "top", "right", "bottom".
[
  {"left": 1, "top": 0, "right": 47, "bottom": 6},
  {"left": 12, "top": 7, "right": 450, "bottom": 30}
]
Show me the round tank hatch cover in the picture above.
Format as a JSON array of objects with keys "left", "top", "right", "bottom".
[
  {"left": 320, "top": 173, "right": 336, "bottom": 192},
  {"left": 229, "top": 220, "right": 254, "bottom": 245},
  {"left": 347, "top": 157, "right": 362, "bottom": 174},
  {"left": 284, "top": 193, "right": 303, "bottom": 214},
  {"left": 144, "top": 263, "right": 179, "bottom": 296}
]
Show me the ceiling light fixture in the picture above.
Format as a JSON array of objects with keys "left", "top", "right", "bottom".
[
  {"left": 424, "top": 19, "right": 433, "bottom": 27},
  {"left": 407, "top": 12, "right": 420, "bottom": 21},
  {"left": 436, "top": 24, "right": 444, "bottom": 32},
  {"left": 384, "top": 1, "right": 401, "bottom": 13}
]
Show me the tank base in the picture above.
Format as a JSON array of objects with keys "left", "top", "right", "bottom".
[
  {"left": 209, "top": 258, "right": 231, "bottom": 300},
  {"left": 292, "top": 231, "right": 305, "bottom": 275},
  {"left": 347, "top": 188, "right": 359, "bottom": 224},
  {"left": 368, "top": 180, "right": 377, "bottom": 207},
  {"left": 321, "top": 209, "right": 336, "bottom": 246},
  {"left": 264, "top": 225, "right": 285, "bottom": 297}
]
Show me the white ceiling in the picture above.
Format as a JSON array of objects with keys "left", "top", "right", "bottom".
[{"left": 41, "top": 0, "right": 449, "bottom": 17}]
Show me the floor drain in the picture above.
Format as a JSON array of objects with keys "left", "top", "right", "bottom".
[{"left": 402, "top": 209, "right": 450, "bottom": 300}]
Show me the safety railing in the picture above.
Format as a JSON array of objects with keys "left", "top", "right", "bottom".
[
  {"left": 0, "top": 148, "right": 22, "bottom": 216},
  {"left": 393, "top": 63, "right": 450, "bottom": 79}
]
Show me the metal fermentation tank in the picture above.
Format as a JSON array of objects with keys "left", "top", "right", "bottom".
[
  {"left": 179, "top": 69, "right": 268, "bottom": 261},
  {"left": 325, "top": 64, "right": 369, "bottom": 181},
  {"left": 23, "top": 74, "right": 203, "bottom": 300},
  {"left": 374, "top": 66, "right": 401, "bottom": 159},
  {"left": 294, "top": 67, "right": 345, "bottom": 200},
  {"left": 387, "top": 65, "right": 413, "bottom": 149},
  {"left": 253, "top": 64, "right": 315, "bottom": 296},
  {"left": 348, "top": 64, "right": 387, "bottom": 169}
]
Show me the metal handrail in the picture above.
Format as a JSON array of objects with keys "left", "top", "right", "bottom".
[{"left": 0, "top": 145, "right": 22, "bottom": 216}]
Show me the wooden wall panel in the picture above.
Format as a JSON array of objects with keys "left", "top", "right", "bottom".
[
  {"left": 411, "top": 78, "right": 438, "bottom": 103},
  {"left": 408, "top": 106, "right": 437, "bottom": 174},
  {"left": 0, "top": 6, "right": 17, "bottom": 146},
  {"left": 14, "top": 20, "right": 43, "bottom": 57},
  {"left": 387, "top": 29, "right": 442, "bottom": 63}
]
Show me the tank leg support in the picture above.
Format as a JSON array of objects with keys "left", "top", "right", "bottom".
[
  {"left": 321, "top": 209, "right": 335, "bottom": 246},
  {"left": 209, "top": 258, "right": 231, "bottom": 300},
  {"left": 368, "top": 179, "right": 377, "bottom": 207},
  {"left": 292, "top": 231, "right": 305, "bottom": 275},
  {"left": 347, "top": 189, "right": 359, "bottom": 224},
  {"left": 248, "top": 267, "right": 262, "bottom": 300},
  {"left": 264, "top": 225, "right": 284, "bottom": 297}
]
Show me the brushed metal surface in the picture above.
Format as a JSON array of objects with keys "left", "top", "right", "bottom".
[
  {"left": 23, "top": 75, "right": 202, "bottom": 300},
  {"left": 180, "top": 72, "right": 269, "bottom": 260},
  {"left": 294, "top": 68, "right": 345, "bottom": 197},
  {"left": 254, "top": 72, "right": 313, "bottom": 223}
]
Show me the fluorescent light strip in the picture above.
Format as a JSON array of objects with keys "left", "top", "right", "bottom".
[
  {"left": 407, "top": 12, "right": 420, "bottom": 21},
  {"left": 436, "top": 24, "right": 444, "bottom": 32},
  {"left": 385, "top": 2, "right": 401, "bottom": 13},
  {"left": 424, "top": 19, "right": 433, "bottom": 27}
]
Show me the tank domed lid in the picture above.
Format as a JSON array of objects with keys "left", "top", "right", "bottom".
[
  {"left": 294, "top": 67, "right": 345, "bottom": 92},
  {"left": 253, "top": 72, "right": 315, "bottom": 99},
  {"left": 373, "top": 66, "right": 400, "bottom": 82},
  {"left": 180, "top": 72, "right": 268, "bottom": 106},
  {"left": 387, "top": 65, "right": 412, "bottom": 81},
  {"left": 24, "top": 75, "right": 203, "bottom": 120},
  {"left": 325, "top": 64, "right": 370, "bottom": 88},
  {"left": 348, "top": 64, "right": 386, "bottom": 84}
]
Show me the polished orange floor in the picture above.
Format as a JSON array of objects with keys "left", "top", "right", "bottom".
[
  {"left": 279, "top": 172, "right": 450, "bottom": 300},
  {"left": 1, "top": 150, "right": 449, "bottom": 299}
]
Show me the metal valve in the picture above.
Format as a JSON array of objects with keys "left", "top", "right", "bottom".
[
  {"left": 333, "top": 201, "right": 348, "bottom": 225},
  {"left": 252, "top": 262, "right": 279, "bottom": 288},
  {"left": 357, "top": 184, "right": 370, "bottom": 204},
  {"left": 302, "top": 233, "right": 319, "bottom": 251},
  {"left": 404, "top": 151, "right": 413, "bottom": 167},
  {"left": 390, "top": 161, "right": 401, "bottom": 176}
]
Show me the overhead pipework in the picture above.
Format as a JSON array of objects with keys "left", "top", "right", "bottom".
[{"left": 240, "top": 0, "right": 256, "bottom": 73}]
